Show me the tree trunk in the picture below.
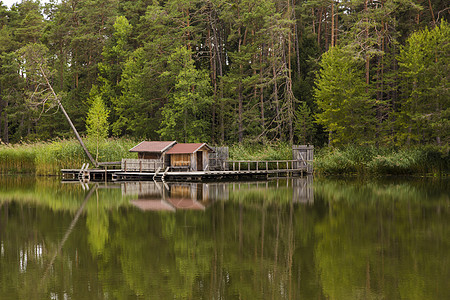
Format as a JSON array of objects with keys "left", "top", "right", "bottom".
[
  {"left": 287, "top": 0, "right": 294, "bottom": 143},
  {"left": 335, "top": 2, "right": 338, "bottom": 45},
  {"left": 324, "top": 7, "right": 329, "bottom": 50},
  {"left": 208, "top": 16, "right": 217, "bottom": 144},
  {"left": 317, "top": 7, "right": 323, "bottom": 49},
  {"left": 211, "top": 7, "right": 224, "bottom": 143},
  {"left": 1, "top": 100, "right": 8, "bottom": 144},
  {"left": 365, "top": 0, "right": 370, "bottom": 89},
  {"left": 260, "top": 45, "right": 265, "bottom": 132},
  {"left": 428, "top": 0, "right": 436, "bottom": 27},
  {"left": 40, "top": 65, "right": 97, "bottom": 167},
  {"left": 237, "top": 21, "right": 244, "bottom": 143},
  {"left": 331, "top": 0, "right": 335, "bottom": 47},
  {"left": 272, "top": 41, "right": 281, "bottom": 139}
]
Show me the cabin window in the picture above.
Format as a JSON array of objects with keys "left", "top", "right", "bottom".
[{"left": 171, "top": 154, "right": 190, "bottom": 166}]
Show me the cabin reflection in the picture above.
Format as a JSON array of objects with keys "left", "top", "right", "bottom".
[
  {"left": 124, "top": 182, "right": 217, "bottom": 211},
  {"left": 123, "top": 177, "right": 313, "bottom": 212}
]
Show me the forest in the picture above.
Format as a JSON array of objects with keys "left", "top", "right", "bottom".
[{"left": 0, "top": 0, "right": 448, "bottom": 147}]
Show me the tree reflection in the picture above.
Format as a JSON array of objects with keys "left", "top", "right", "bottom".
[
  {"left": 314, "top": 178, "right": 449, "bottom": 300},
  {"left": 0, "top": 177, "right": 448, "bottom": 299}
]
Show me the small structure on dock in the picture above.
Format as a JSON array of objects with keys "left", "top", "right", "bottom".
[
  {"left": 122, "top": 140, "right": 176, "bottom": 172},
  {"left": 166, "top": 143, "right": 214, "bottom": 171},
  {"left": 129, "top": 141, "right": 176, "bottom": 159},
  {"left": 62, "top": 144, "right": 314, "bottom": 182}
]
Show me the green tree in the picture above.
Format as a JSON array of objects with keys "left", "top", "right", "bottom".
[
  {"left": 86, "top": 95, "right": 109, "bottom": 162},
  {"left": 397, "top": 21, "right": 450, "bottom": 145},
  {"left": 111, "top": 47, "right": 162, "bottom": 139},
  {"left": 314, "top": 47, "right": 375, "bottom": 146},
  {"left": 96, "top": 15, "right": 133, "bottom": 127},
  {"left": 294, "top": 101, "right": 315, "bottom": 144},
  {"left": 158, "top": 46, "right": 212, "bottom": 142}
]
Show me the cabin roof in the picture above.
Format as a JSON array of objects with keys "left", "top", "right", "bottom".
[
  {"left": 129, "top": 141, "right": 176, "bottom": 153},
  {"left": 166, "top": 143, "right": 214, "bottom": 154},
  {"left": 166, "top": 198, "right": 206, "bottom": 210},
  {"left": 130, "top": 200, "right": 176, "bottom": 212},
  {"left": 130, "top": 199, "right": 205, "bottom": 211}
]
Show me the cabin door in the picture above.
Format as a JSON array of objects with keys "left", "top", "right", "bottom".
[{"left": 196, "top": 151, "right": 203, "bottom": 171}]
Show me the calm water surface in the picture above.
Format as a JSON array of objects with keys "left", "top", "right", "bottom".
[{"left": 0, "top": 176, "right": 448, "bottom": 299}]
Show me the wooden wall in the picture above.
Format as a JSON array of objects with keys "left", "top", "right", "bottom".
[{"left": 171, "top": 154, "right": 191, "bottom": 167}]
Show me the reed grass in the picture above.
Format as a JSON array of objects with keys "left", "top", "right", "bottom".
[
  {"left": 1, "top": 139, "right": 448, "bottom": 176},
  {"left": 0, "top": 144, "right": 37, "bottom": 174},
  {"left": 315, "top": 145, "right": 449, "bottom": 176},
  {"left": 0, "top": 138, "right": 139, "bottom": 175},
  {"left": 229, "top": 142, "right": 292, "bottom": 161}
]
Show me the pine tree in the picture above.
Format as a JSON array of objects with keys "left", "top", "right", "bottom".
[
  {"left": 294, "top": 101, "right": 315, "bottom": 145},
  {"left": 158, "top": 46, "right": 213, "bottom": 142},
  {"left": 314, "top": 47, "right": 375, "bottom": 146},
  {"left": 397, "top": 21, "right": 450, "bottom": 145}
]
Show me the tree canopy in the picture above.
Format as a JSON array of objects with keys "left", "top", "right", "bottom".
[{"left": 0, "top": 0, "right": 447, "bottom": 148}]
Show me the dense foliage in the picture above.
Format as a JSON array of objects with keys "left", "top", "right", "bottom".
[{"left": 0, "top": 0, "right": 448, "bottom": 147}]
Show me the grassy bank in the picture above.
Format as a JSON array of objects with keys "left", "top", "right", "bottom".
[
  {"left": 228, "top": 143, "right": 449, "bottom": 176},
  {"left": 1, "top": 140, "right": 448, "bottom": 176},
  {"left": 314, "top": 145, "right": 449, "bottom": 176},
  {"left": 0, "top": 138, "right": 138, "bottom": 175}
]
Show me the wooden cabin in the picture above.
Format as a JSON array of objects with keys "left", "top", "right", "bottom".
[
  {"left": 129, "top": 141, "right": 176, "bottom": 159},
  {"left": 123, "top": 141, "right": 176, "bottom": 171},
  {"left": 166, "top": 143, "right": 214, "bottom": 171}
]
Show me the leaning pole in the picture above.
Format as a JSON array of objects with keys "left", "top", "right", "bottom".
[{"left": 40, "top": 65, "right": 98, "bottom": 168}]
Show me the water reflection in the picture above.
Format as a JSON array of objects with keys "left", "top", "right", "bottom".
[
  {"left": 0, "top": 176, "right": 448, "bottom": 299},
  {"left": 123, "top": 178, "right": 314, "bottom": 212}
]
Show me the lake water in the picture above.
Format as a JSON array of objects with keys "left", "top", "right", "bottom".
[{"left": 0, "top": 176, "right": 448, "bottom": 299}]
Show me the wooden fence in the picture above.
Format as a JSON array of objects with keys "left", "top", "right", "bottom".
[
  {"left": 121, "top": 159, "right": 165, "bottom": 172},
  {"left": 223, "top": 160, "right": 305, "bottom": 172}
]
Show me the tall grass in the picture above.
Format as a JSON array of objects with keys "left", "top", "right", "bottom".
[
  {"left": 0, "top": 144, "right": 38, "bottom": 174},
  {"left": 315, "top": 145, "right": 449, "bottom": 176},
  {"left": 0, "top": 138, "right": 139, "bottom": 175},
  {"left": 229, "top": 142, "right": 292, "bottom": 161},
  {"left": 1, "top": 139, "right": 448, "bottom": 176}
]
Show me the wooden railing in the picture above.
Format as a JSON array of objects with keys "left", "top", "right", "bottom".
[
  {"left": 121, "top": 159, "right": 165, "bottom": 172},
  {"left": 97, "top": 161, "right": 121, "bottom": 167},
  {"left": 99, "top": 158, "right": 311, "bottom": 173},
  {"left": 223, "top": 160, "right": 309, "bottom": 172}
]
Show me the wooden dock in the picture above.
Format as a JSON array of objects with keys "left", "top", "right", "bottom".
[
  {"left": 62, "top": 159, "right": 312, "bottom": 182},
  {"left": 61, "top": 145, "right": 314, "bottom": 182}
]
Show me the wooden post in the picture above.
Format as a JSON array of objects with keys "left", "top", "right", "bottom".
[
  {"left": 139, "top": 161, "right": 142, "bottom": 173},
  {"left": 266, "top": 161, "right": 268, "bottom": 171}
]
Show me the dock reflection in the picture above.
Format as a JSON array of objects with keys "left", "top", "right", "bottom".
[{"left": 122, "top": 177, "right": 314, "bottom": 212}]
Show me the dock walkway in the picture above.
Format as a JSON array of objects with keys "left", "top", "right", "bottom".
[{"left": 62, "top": 159, "right": 312, "bottom": 182}]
